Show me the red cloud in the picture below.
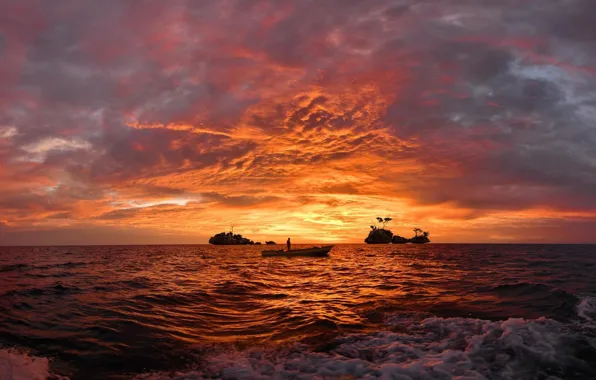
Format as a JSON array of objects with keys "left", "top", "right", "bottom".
[{"left": 1, "top": 0, "right": 595, "bottom": 244}]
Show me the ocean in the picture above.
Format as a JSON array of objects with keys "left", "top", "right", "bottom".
[{"left": 0, "top": 244, "right": 595, "bottom": 379}]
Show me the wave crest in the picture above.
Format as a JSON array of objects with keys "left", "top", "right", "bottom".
[
  {"left": 0, "top": 348, "right": 53, "bottom": 380},
  {"left": 135, "top": 314, "right": 596, "bottom": 380},
  {"left": 578, "top": 296, "right": 596, "bottom": 322}
]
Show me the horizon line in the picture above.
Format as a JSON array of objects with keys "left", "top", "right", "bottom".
[{"left": 2, "top": 242, "right": 596, "bottom": 247}]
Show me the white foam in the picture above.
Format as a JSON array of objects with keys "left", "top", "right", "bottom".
[
  {"left": 577, "top": 296, "right": 596, "bottom": 322},
  {"left": 135, "top": 314, "right": 596, "bottom": 380},
  {"left": 0, "top": 349, "right": 51, "bottom": 380}
]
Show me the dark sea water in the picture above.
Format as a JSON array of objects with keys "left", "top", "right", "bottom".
[{"left": 1, "top": 244, "right": 595, "bottom": 380}]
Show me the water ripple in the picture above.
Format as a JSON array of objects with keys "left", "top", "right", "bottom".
[{"left": 0, "top": 244, "right": 595, "bottom": 379}]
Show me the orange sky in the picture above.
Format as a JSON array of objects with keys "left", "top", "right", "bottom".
[{"left": 1, "top": 0, "right": 596, "bottom": 245}]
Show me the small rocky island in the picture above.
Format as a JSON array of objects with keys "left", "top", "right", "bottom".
[
  {"left": 209, "top": 231, "right": 255, "bottom": 245},
  {"left": 265, "top": 241, "right": 276, "bottom": 245},
  {"left": 365, "top": 217, "right": 430, "bottom": 244},
  {"left": 365, "top": 217, "right": 394, "bottom": 244}
]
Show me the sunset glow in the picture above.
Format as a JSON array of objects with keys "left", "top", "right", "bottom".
[{"left": 1, "top": 0, "right": 595, "bottom": 244}]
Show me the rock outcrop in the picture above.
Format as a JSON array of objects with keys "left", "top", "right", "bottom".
[
  {"left": 364, "top": 228, "right": 393, "bottom": 244},
  {"left": 391, "top": 235, "right": 409, "bottom": 244},
  {"left": 410, "top": 235, "right": 431, "bottom": 244},
  {"left": 363, "top": 220, "right": 431, "bottom": 244},
  {"left": 208, "top": 231, "right": 254, "bottom": 245},
  {"left": 265, "top": 241, "right": 276, "bottom": 245}
]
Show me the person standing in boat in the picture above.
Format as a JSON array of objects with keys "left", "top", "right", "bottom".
[{"left": 287, "top": 237, "right": 291, "bottom": 251}]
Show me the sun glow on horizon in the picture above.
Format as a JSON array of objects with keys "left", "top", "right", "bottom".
[{"left": 1, "top": 1, "right": 595, "bottom": 245}]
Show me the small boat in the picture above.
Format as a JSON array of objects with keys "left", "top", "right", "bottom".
[{"left": 261, "top": 245, "right": 334, "bottom": 257}]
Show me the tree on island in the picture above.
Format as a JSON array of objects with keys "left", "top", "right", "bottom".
[
  {"left": 377, "top": 217, "right": 392, "bottom": 229},
  {"left": 365, "top": 216, "right": 394, "bottom": 244},
  {"left": 410, "top": 230, "right": 431, "bottom": 244},
  {"left": 364, "top": 218, "right": 431, "bottom": 244}
]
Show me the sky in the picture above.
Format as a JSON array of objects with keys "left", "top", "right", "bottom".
[{"left": 1, "top": 0, "right": 595, "bottom": 245}]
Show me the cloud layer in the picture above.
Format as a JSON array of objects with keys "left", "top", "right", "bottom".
[{"left": 1, "top": 0, "right": 595, "bottom": 244}]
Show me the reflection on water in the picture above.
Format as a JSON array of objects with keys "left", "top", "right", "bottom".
[{"left": 0, "top": 244, "right": 595, "bottom": 379}]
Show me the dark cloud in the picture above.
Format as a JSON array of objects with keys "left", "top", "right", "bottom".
[
  {"left": 547, "top": 0, "right": 596, "bottom": 44},
  {"left": 468, "top": 217, "right": 596, "bottom": 244},
  {"left": 0, "top": 0, "right": 595, "bottom": 243},
  {"left": 369, "top": 0, "right": 596, "bottom": 213}
]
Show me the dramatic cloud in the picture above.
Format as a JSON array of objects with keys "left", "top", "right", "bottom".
[{"left": 0, "top": 0, "right": 595, "bottom": 244}]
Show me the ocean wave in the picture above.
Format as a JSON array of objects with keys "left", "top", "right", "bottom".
[
  {"left": 134, "top": 313, "right": 596, "bottom": 380},
  {"left": 0, "top": 263, "right": 29, "bottom": 273},
  {"left": 213, "top": 281, "right": 263, "bottom": 296},
  {"left": 32, "top": 262, "right": 89, "bottom": 270},
  {"left": 133, "top": 291, "right": 213, "bottom": 307},
  {"left": 497, "top": 283, "right": 577, "bottom": 301},
  {"left": 4, "top": 302, "right": 596, "bottom": 379},
  {"left": 51, "top": 261, "right": 87, "bottom": 268},
  {"left": 25, "top": 272, "right": 72, "bottom": 279},
  {"left": 113, "top": 278, "right": 153, "bottom": 289},
  {"left": 491, "top": 281, "right": 547, "bottom": 292},
  {"left": 2, "top": 283, "right": 82, "bottom": 297},
  {"left": 577, "top": 296, "right": 596, "bottom": 322},
  {"left": 488, "top": 282, "right": 580, "bottom": 320},
  {"left": 0, "top": 348, "right": 52, "bottom": 380},
  {"left": 2, "top": 244, "right": 596, "bottom": 379}
]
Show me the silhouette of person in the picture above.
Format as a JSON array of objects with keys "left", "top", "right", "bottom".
[{"left": 287, "top": 237, "right": 291, "bottom": 251}]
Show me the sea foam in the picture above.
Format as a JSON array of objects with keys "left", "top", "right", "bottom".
[
  {"left": 5, "top": 301, "right": 596, "bottom": 379},
  {"left": 577, "top": 296, "right": 596, "bottom": 322},
  {"left": 135, "top": 312, "right": 596, "bottom": 380},
  {"left": 0, "top": 349, "right": 51, "bottom": 380}
]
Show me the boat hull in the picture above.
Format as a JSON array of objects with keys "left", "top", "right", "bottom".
[{"left": 261, "top": 245, "right": 333, "bottom": 257}]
